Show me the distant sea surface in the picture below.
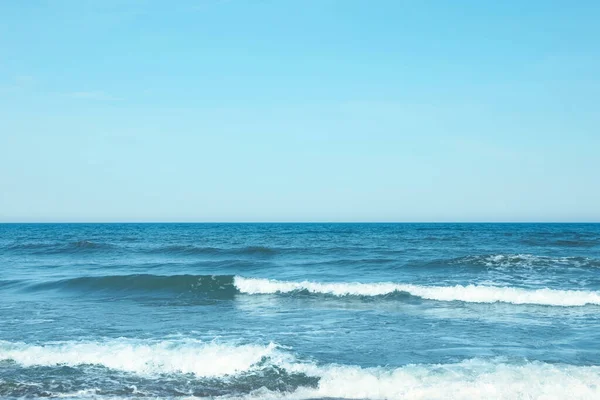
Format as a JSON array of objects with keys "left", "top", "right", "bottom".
[{"left": 1, "top": 223, "right": 600, "bottom": 399}]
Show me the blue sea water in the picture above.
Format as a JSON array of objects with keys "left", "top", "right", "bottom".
[{"left": 1, "top": 223, "right": 600, "bottom": 399}]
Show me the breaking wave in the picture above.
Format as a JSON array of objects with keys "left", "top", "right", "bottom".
[
  {"left": 233, "top": 277, "right": 600, "bottom": 307},
  {"left": 14, "top": 275, "right": 600, "bottom": 307},
  {"left": 0, "top": 339, "right": 285, "bottom": 378},
  {"left": 1, "top": 339, "right": 599, "bottom": 399}
]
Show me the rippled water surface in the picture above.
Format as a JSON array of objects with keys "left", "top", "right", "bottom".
[{"left": 1, "top": 223, "right": 600, "bottom": 399}]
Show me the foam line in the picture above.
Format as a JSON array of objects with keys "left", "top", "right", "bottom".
[
  {"left": 2, "top": 339, "right": 599, "bottom": 399},
  {"left": 0, "top": 339, "right": 285, "bottom": 378},
  {"left": 234, "top": 276, "right": 600, "bottom": 306}
]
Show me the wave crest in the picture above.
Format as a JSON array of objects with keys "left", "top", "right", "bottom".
[
  {"left": 30, "top": 274, "right": 236, "bottom": 298},
  {"left": 20, "top": 275, "right": 600, "bottom": 307},
  {"left": 450, "top": 254, "right": 600, "bottom": 269},
  {"left": 1, "top": 339, "right": 599, "bottom": 399},
  {"left": 0, "top": 339, "right": 289, "bottom": 378},
  {"left": 233, "top": 277, "right": 600, "bottom": 307},
  {"left": 284, "top": 359, "right": 600, "bottom": 400},
  {"left": 5, "top": 240, "right": 116, "bottom": 255}
]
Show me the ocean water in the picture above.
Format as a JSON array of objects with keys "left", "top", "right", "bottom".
[{"left": 1, "top": 223, "right": 600, "bottom": 400}]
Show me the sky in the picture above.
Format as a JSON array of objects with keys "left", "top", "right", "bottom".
[{"left": 1, "top": 0, "right": 599, "bottom": 222}]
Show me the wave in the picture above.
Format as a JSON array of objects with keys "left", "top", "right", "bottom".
[
  {"left": 0, "top": 279, "right": 23, "bottom": 289},
  {"left": 268, "top": 359, "right": 600, "bottom": 400},
  {"left": 1, "top": 339, "right": 599, "bottom": 399},
  {"left": 29, "top": 274, "right": 237, "bottom": 298},
  {"left": 18, "top": 274, "right": 600, "bottom": 306},
  {"left": 233, "top": 277, "right": 600, "bottom": 306},
  {"left": 4, "top": 240, "right": 117, "bottom": 255},
  {"left": 144, "top": 245, "right": 280, "bottom": 256},
  {"left": 522, "top": 238, "right": 600, "bottom": 247},
  {"left": 0, "top": 339, "right": 285, "bottom": 378},
  {"left": 3, "top": 242, "right": 283, "bottom": 257},
  {"left": 302, "top": 257, "right": 398, "bottom": 267},
  {"left": 446, "top": 254, "right": 600, "bottom": 269},
  {"left": 4, "top": 242, "right": 54, "bottom": 251}
]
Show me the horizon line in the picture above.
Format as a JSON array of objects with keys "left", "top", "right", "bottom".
[{"left": 1, "top": 221, "right": 599, "bottom": 224}]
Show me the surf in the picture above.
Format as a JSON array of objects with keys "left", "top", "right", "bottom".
[
  {"left": 1, "top": 339, "right": 599, "bottom": 399},
  {"left": 233, "top": 276, "right": 600, "bottom": 306}
]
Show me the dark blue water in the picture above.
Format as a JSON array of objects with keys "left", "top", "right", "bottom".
[{"left": 1, "top": 223, "right": 600, "bottom": 399}]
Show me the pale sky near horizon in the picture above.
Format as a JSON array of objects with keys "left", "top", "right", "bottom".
[{"left": 1, "top": 1, "right": 599, "bottom": 222}]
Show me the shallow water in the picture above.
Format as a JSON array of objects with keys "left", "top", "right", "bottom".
[{"left": 1, "top": 223, "right": 599, "bottom": 399}]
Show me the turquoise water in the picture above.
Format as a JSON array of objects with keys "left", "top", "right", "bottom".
[{"left": 1, "top": 223, "right": 599, "bottom": 399}]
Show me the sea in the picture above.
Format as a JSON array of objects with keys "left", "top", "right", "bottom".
[{"left": 1, "top": 223, "right": 599, "bottom": 399}]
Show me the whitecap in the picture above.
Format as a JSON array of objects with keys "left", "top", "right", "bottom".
[{"left": 233, "top": 276, "right": 600, "bottom": 306}]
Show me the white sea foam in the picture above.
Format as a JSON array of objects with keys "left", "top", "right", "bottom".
[
  {"left": 233, "top": 276, "right": 600, "bottom": 306},
  {"left": 0, "top": 338, "right": 287, "bottom": 377},
  {"left": 2, "top": 339, "right": 599, "bottom": 399},
  {"left": 240, "top": 359, "right": 600, "bottom": 400}
]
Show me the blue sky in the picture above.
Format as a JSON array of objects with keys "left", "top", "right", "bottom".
[{"left": 1, "top": 0, "right": 599, "bottom": 222}]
